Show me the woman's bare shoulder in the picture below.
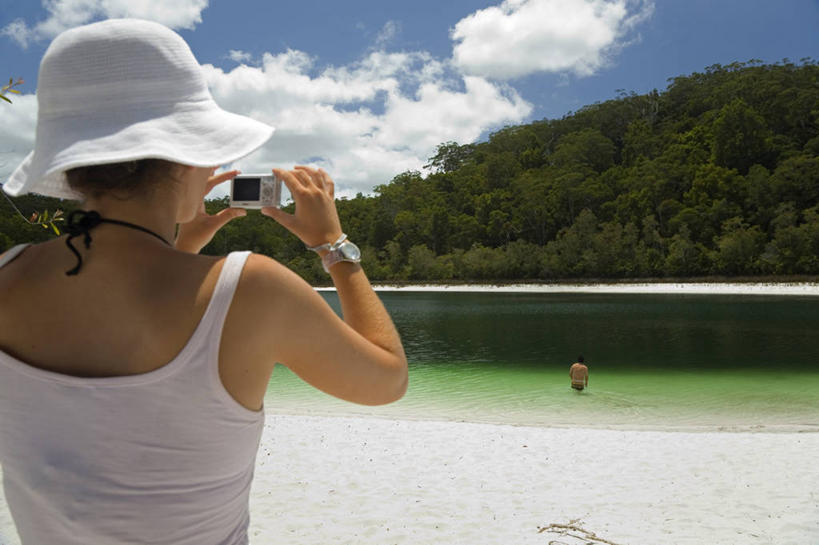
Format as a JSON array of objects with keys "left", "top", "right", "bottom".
[
  {"left": 236, "top": 253, "right": 318, "bottom": 304},
  {"left": 0, "top": 241, "right": 44, "bottom": 277},
  {"left": 220, "top": 252, "right": 330, "bottom": 366},
  {"left": 241, "top": 252, "right": 302, "bottom": 280},
  {"left": 229, "top": 252, "right": 337, "bottom": 332}
]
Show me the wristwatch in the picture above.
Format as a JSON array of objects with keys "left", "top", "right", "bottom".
[{"left": 307, "top": 233, "right": 361, "bottom": 272}]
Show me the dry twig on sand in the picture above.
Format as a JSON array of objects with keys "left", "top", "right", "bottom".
[{"left": 537, "top": 519, "right": 626, "bottom": 545}]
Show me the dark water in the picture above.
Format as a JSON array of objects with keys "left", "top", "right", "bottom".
[{"left": 265, "top": 292, "right": 819, "bottom": 431}]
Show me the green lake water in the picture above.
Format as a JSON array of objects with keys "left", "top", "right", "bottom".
[{"left": 264, "top": 292, "right": 819, "bottom": 431}]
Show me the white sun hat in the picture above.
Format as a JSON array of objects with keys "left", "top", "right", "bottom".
[{"left": 3, "top": 18, "right": 274, "bottom": 200}]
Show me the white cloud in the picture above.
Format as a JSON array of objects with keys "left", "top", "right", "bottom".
[
  {"left": 228, "top": 50, "right": 253, "bottom": 64},
  {"left": 0, "top": 94, "right": 38, "bottom": 187},
  {"left": 374, "top": 20, "right": 401, "bottom": 50},
  {"left": 203, "top": 49, "right": 532, "bottom": 197},
  {"left": 1, "top": 19, "right": 33, "bottom": 48},
  {"left": 0, "top": 4, "right": 537, "bottom": 199},
  {"left": 451, "top": 0, "right": 654, "bottom": 79},
  {"left": 1, "top": 0, "right": 208, "bottom": 47},
  {"left": 0, "top": 48, "right": 530, "bottom": 199}
]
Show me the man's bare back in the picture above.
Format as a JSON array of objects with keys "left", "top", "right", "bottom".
[{"left": 570, "top": 362, "right": 588, "bottom": 391}]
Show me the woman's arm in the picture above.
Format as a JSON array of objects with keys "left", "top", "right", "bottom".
[
  {"left": 175, "top": 169, "right": 246, "bottom": 254},
  {"left": 235, "top": 255, "right": 407, "bottom": 405},
  {"left": 230, "top": 166, "right": 407, "bottom": 405}
]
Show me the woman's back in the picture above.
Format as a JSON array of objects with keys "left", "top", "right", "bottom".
[
  {"left": 0, "top": 243, "right": 265, "bottom": 545},
  {"left": 0, "top": 235, "right": 223, "bottom": 380}
]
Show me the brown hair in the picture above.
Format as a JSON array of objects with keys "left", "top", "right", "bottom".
[{"left": 66, "top": 159, "right": 182, "bottom": 200}]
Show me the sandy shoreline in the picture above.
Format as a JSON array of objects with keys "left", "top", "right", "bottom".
[
  {"left": 2, "top": 412, "right": 816, "bottom": 545},
  {"left": 317, "top": 282, "right": 819, "bottom": 296},
  {"left": 249, "top": 414, "right": 818, "bottom": 545},
  {"left": 259, "top": 404, "right": 819, "bottom": 435}
]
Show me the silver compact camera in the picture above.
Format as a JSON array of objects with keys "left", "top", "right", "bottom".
[{"left": 230, "top": 174, "right": 282, "bottom": 209}]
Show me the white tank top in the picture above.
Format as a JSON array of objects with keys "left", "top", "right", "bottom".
[{"left": 0, "top": 244, "right": 263, "bottom": 545}]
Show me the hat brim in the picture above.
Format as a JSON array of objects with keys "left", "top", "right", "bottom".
[{"left": 4, "top": 98, "right": 274, "bottom": 200}]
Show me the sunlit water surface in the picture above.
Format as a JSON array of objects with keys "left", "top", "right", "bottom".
[{"left": 264, "top": 292, "right": 819, "bottom": 431}]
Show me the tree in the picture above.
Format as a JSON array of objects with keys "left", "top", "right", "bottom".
[
  {"left": 622, "top": 119, "right": 660, "bottom": 165},
  {"left": 769, "top": 155, "right": 819, "bottom": 210},
  {"left": 550, "top": 129, "right": 616, "bottom": 173},
  {"left": 456, "top": 244, "right": 506, "bottom": 280},
  {"left": 425, "top": 142, "right": 475, "bottom": 174},
  {"left": 711, "top": 98, "right": 772, "bottom": 174},
  {"left": 762, "top": 204, "right": 819, "bottom": 274},
  {"left": 712, "top": 217, "right": 764, "bottom": 274},
  {"left": 0, "top": 232, "right": 12, "bottom": 253},
  {"left": 634, "top": 215, "right": 666, "bottom": 276},
  {"left": 542, "top": 209, "right": 599, "bottom": 277},
  {"left": 664, "top": 226, "right": 706, "bottom": 276}
]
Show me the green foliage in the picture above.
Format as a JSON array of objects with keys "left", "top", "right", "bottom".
[
  {"left": 711, "top": 98, "right": 772, "bottom": 174},
  {"left": 0, "top": 192, "right": 76, "bottom": 248},
  {"left": 425, "top": 141, "right": 476, "bottom": 174},
  {"left": 712, "top": 217, "right": 765, "bottom": 274},
  {"left": 0, "top": 232, "right": 12, "bottom": 253},
  {"left": 4, "top": 61, "right": 819, "bottom": 281},
  {"left": 1, "top": 77, "right": 24, "bottom": 104},
  {"left": 551, "top": 129, "right": 616, "bottom": 173},
  {"left": 761, "top": 204, "right": 819, "bottom": 274}
]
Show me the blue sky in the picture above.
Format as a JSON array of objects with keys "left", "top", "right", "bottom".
[{"left": 1, "top": 0, "right": 818, "bottom": 197}]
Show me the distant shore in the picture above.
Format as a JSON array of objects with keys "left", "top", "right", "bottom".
[{"left": 316, "top": 280, "right": 819, "bottom": 296}]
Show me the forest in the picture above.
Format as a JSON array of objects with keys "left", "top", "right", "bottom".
[{"left": 2, "top": 59, "right": 818, "bottom": 284}]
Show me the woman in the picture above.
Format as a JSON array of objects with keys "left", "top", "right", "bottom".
[{"left": 0, "top": 19, "right": 407, "bottom": 544}]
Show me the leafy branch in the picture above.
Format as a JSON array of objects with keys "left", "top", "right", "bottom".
[
  {"left": 29, "top": 208, "right": 65, "bottom": 235},
  {"left": 1, "top": 77, "right": 24, "bottom": 104},
  {"left": 0, "top": 185, "right": 65, "bottom": 235},
  {"left": 1, "top": 76, "right": 64, "bottom": 235}
]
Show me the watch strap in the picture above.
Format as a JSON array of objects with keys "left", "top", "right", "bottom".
[
  {"left": 321, "top": 249, "right": 345, "bottom": 273},
  {"left": 321, "top": 240, "right": 361, "bottom": 273},
  {"left": 306, "top": 233, "right": 346, "bottom": 253}
]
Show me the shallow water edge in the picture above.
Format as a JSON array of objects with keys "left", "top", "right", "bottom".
[{"left": 317, "top": 282, "right": 819, "bottom": 296}]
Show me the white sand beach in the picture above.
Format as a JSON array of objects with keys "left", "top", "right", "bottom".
[
  {"left": 3, "top": 412, "right": 816, "bottom": 545},
  {"left": 319, "top": 282, "right": 819, "bottom": 296},
  {"left": 248, "top": 415, "right": 817, "bottom": 545}
]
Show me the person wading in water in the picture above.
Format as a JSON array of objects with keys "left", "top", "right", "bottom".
[{"left": 570, "top": 356, "right": 589, "bottom": 391}]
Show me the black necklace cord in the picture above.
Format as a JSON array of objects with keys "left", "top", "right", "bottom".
[
  {"left": 64, "top": 209, "right": 172, "bottom": 276},
  {"left": 64, "top": 210, "right": 102, "bottom": 275}
]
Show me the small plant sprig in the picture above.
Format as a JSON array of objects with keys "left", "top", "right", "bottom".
[
  {"left": 1, "top": 76, "right": 64, "bottom": 236},
  {"left": 29, "top": 209, "right": 65, "bottom": 235},
  {"left": 0, "top": 186, "right": 65, "bottom": 235},
  {"left": 1, "top": 77, "right": 24, "bottom": 104}
]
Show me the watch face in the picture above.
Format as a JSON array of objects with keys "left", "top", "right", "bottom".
[{"left": 339, "top": 241, "right": 361, "bottom": 261}]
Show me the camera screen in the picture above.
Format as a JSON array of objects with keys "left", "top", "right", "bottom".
[{"left": 233, "top": 178, "right": 261, "bottom": 201}]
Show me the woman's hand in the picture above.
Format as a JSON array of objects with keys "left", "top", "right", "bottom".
[
  {"left": 262, "top": 166, "right": 343, "bottom": 250},
  {"left": 176, "top": 169, "right": 246, "bottom": 254}
]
